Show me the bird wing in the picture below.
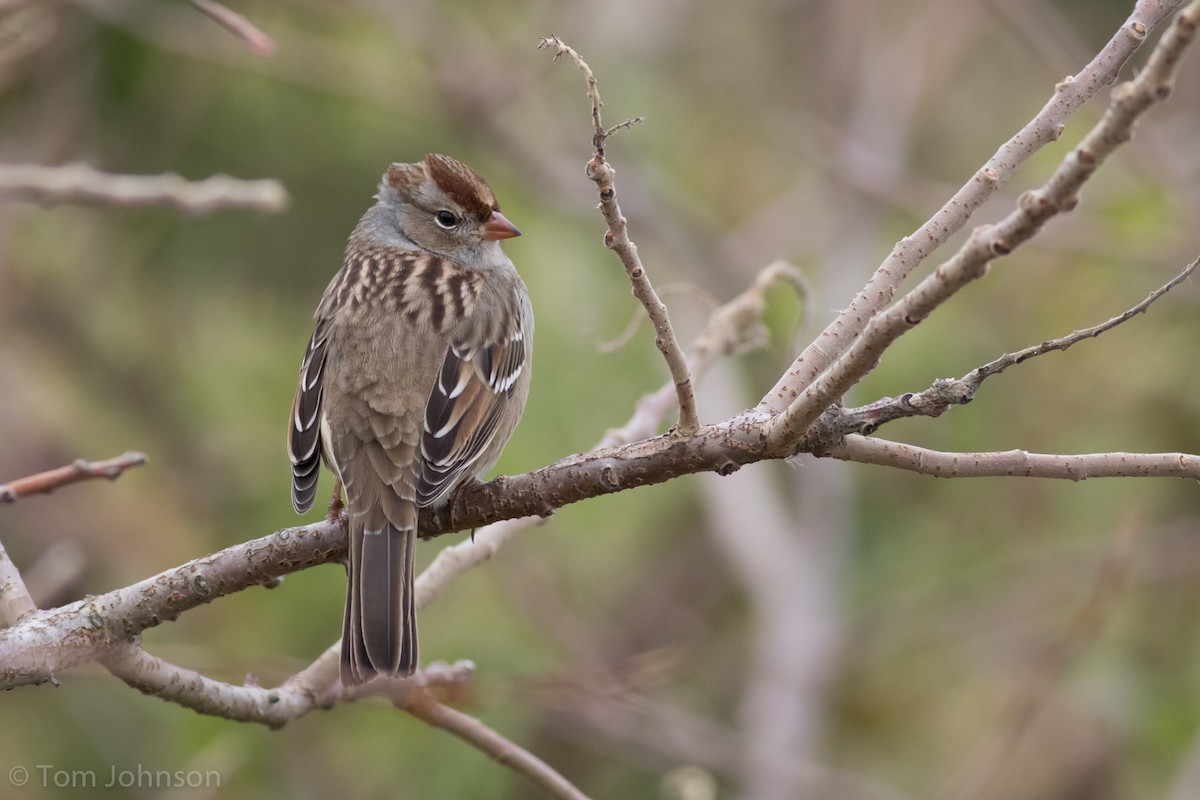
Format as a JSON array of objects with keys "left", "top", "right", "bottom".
[
  {"left": 416, "top": 303, "right": 528, "bottom": 507},
  {"left": 288, "top": 313, "right": 331, "bottom": 514}
]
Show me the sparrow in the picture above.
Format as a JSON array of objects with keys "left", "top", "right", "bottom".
[{"left": 288, "top": 154, "right": 533, "bottom": 685}]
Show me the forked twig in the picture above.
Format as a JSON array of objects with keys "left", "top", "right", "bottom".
[
  {"left": 758, "top": 0, "right": 1187, "bottom": 415},
  {"left": 766, "top": 1, "right": 1200, "bottom": 450},
  {"left": 539, "top": 35, "right": 700, "bottom": 435}
]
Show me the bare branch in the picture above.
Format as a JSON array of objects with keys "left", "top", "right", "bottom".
[
  {"left": 765, "top": 1, "right": 1200, "bottom": 450},
  {"left": 0, "top": 162, "right": 290, "bottom": 214},
  {"left": 0, "top": 518, "right": 345, "bottom": 687},
  {"left": 0, "top": 451, "right": 147, "bottom": 504},
  {"left": 539, "top": 36, "right": 700, "bottom": 435},
  {"left": 835, "top": 255, "right": 1199, "bottom": 435},
  {"left": 188, "top": 0, "right": 275, "bottom": 57},
  {"left": 394, "top": 683, "right": 593, "bottom": 800},
  {"left": 758, "top": 0, "right": 1186, "bottom": 414},
  {"left": 824, "top": 436, "right": 1200, "bottom": 481},
  {"left": 99, "top": 641, "right": 333, "bottom": 729}
]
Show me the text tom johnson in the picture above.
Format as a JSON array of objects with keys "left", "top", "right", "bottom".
[{"left": 29, "top": 764, "right": 221, "bottom": 789}]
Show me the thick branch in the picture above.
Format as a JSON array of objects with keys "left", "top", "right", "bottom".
[
  {"left": 539, "top": 36, "right": 700, "bottom": 435},
  {"left": 0, "top": 451, "right": 147, "bottom": 504},
  {"left": 758, "top": 0, "right": 1185, "bottom": 414},
  {"left": 0, "top": 518, "right": 345, "bottom": 687},
  {"left": 765, "top": 1, "right": 1200, "bottom": 449},
  {"left": 0, "top": 162, "right": 289, "bottom": 214}
]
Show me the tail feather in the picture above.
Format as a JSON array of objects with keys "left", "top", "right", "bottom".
[{"left": 341, "top": 516, "right": 417, "bottom": 684}]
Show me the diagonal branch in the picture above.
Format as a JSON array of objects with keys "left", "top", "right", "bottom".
[
  {"left": 0, "top": 451, "right": 147, "bottom": 504},
  {"left": 188, "top": 0, "right": 275, "bottom": 57},
  {"left": 832, "top": 254, "right": 1199, "bottom": 436},
  {"left": 539, "top": 35, "right": 701, "bottom": 435},
  {"left": 0, "top": 517, "right": 345, "bottom": 687},
  {"left": 758, "top": 0, "right": 1186, "bottom": 414},
  {"left": 394, "top": 683, "right": 593, "bottom": 800},
  {"left": 764, "top": 0, "right": 1200, "bottom": 450}
]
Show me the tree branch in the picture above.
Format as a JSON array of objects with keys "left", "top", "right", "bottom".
[
  {"left": 0, "top": 518, "right": 345, "bottom": 687},
  {"left": 539, "top": 35, "right": 701, "bottom": 435},
  {"left": 758, "top": 0, "right": 1186, "bottom": 414},
  {"left": 0, "top": 451, "right": 147, "bottom": 504},
  {"left": 764, "top": 1, "right": 1200, "bottom": 449},
  {"left": 832, "top": 254, "right": 1199, "bottom": 436},
  {"left": 0, "top": 162, "right": 290, "bottom": 214}
]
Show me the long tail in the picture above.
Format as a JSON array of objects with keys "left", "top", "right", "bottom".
[{"left": 342, "top": 515, "right": 417, "bottom": 684}]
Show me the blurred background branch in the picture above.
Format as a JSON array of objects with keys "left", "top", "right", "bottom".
[{"left": 0, "top": 162, "right": 288, "bottom": 213}]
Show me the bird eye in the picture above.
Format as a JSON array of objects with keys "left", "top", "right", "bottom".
[{"left": 435, "top": 210, "right": 458, "bottom": 229}]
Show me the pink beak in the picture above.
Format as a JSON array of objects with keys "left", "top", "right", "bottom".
[{"left": 481, "top": 210, "right": 521, "bottom": 241}]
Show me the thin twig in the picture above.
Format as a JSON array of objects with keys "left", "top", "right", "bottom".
[
  {"left": 0, "top": 451, "right": 148, "bottom": 504},
  {"left": 765, "top": 0, "right": 1200, "bottom": 450},
  {"left": 188, "top": 0, "right": 275, "bottom": 57},
  {"left": 0, "top": 162, "right": 290, "bottom": 214},
  {"left": 758, "top": 0, "right": 1185, "bottom": 414},
  {"left": 395, "top": 683, "right": 593, "bottom": 800},
  {"left": 539, "top": 35, "right": 700, "bottom": 435},
  {"left": 832, "top": 255, "right": 1200, "bottom": 435},
  {"left": 824, "top": 436, "right": 1200, "bottom": 480}
]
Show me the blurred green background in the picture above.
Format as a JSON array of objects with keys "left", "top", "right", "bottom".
[{"left": 3, "top": 0, "right": 1200, "bottom": 798}]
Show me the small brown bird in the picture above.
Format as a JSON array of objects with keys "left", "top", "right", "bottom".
[{"left": 288, "top": 154, "right": 533, "bottom": 685}]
